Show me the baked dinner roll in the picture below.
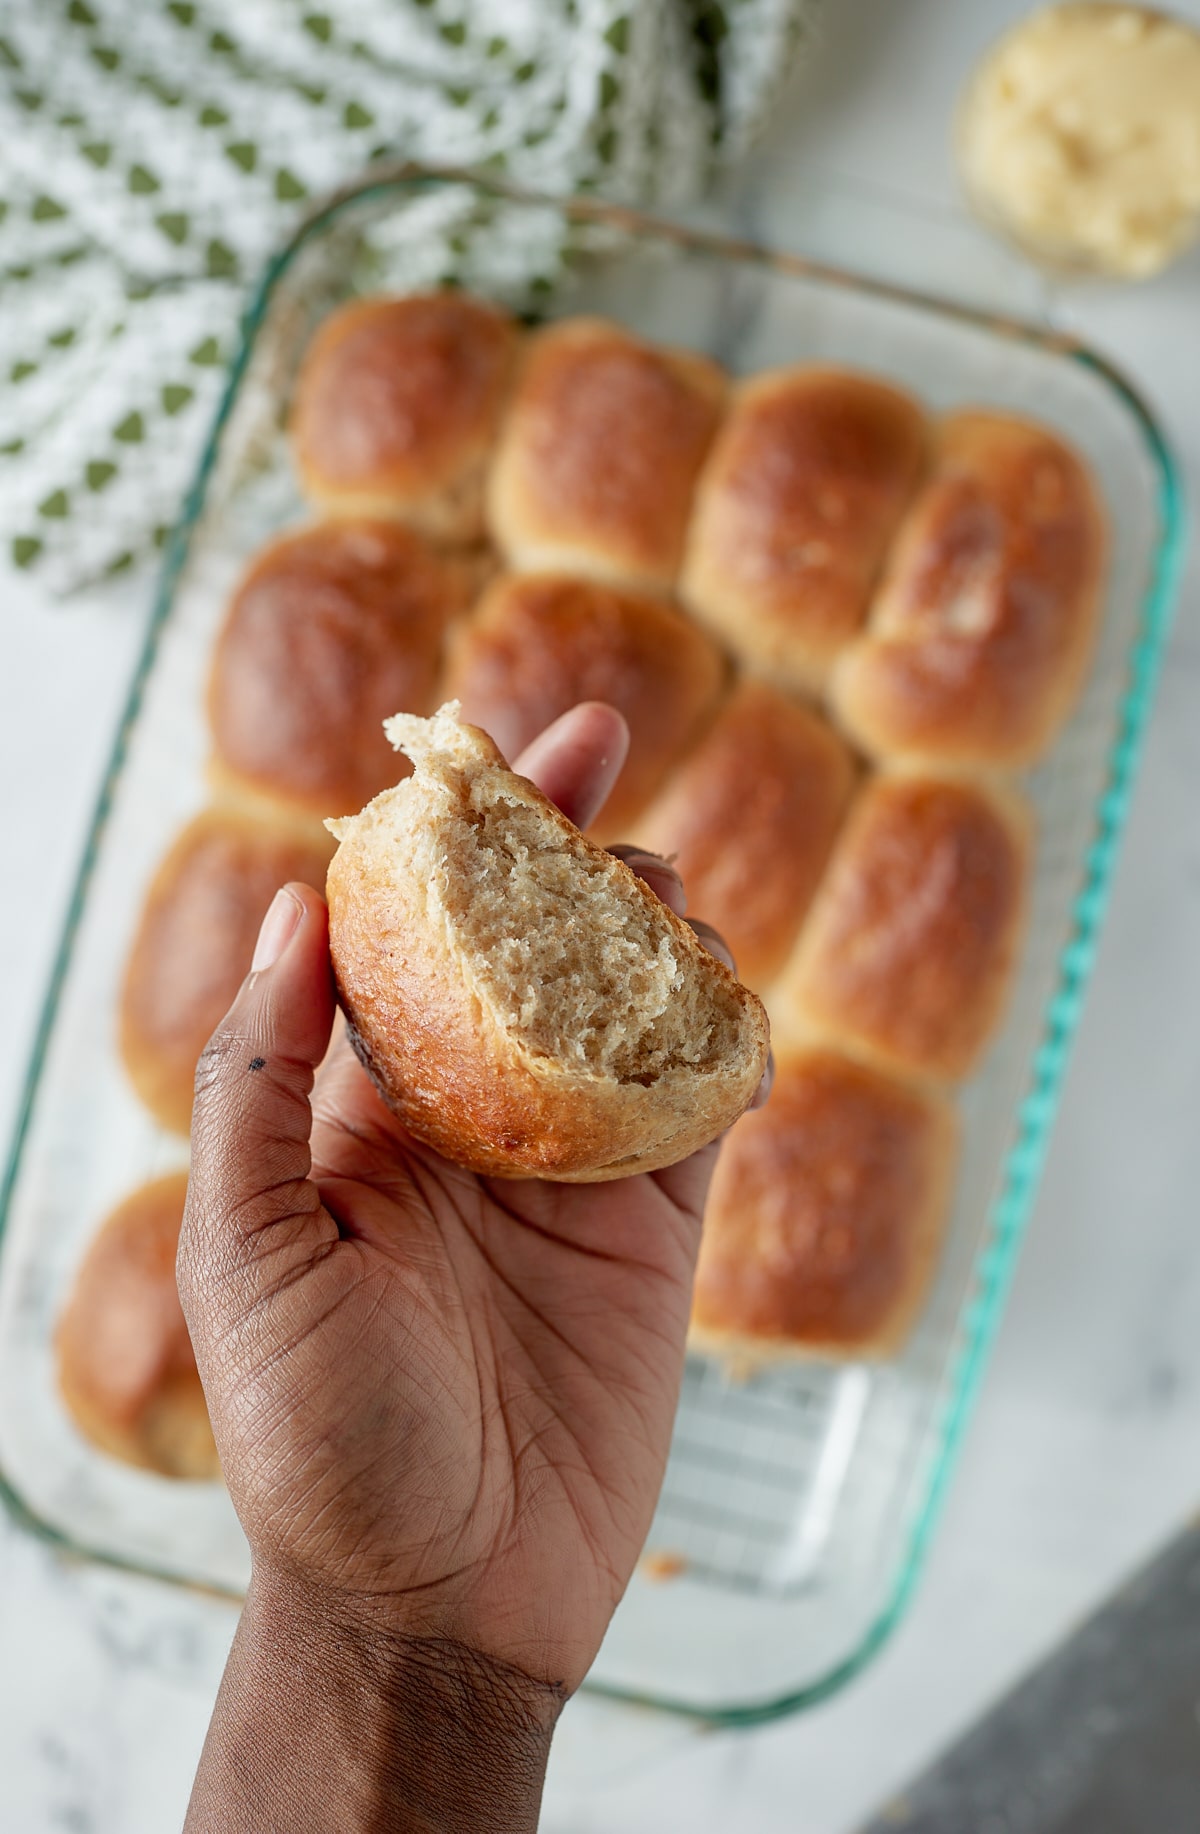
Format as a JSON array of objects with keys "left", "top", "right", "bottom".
[
  {"left": 291, "top": 292, "right": 520, "bottom": 541},
  {"left": 120, "top": 807, "right": 334, "bottom": 1135},
  {"left": 326, "top": 703, "right": 770, "bottom": 1181},
  {"left": 56, "top": 1173, "right": 219, "bottom": 1479},
  {"left": 833, "top": 411, "right": 1107, "bottom": 767},
  {"left": 445, "top": 571, "right": 727, "bottom": 839},
  {"left": 776, "top": 770, "right": 1031, "bottom": 1083},
  {"left": 628, "top": 681, "right": 856, "bottom": 987},
  {"left": 208, "top": 521, "right": 470, "bottom": 820},
  {"left": 682, "top": 367, "right": 927, "bottom": 693},
  {"left": 690, "top": 1047, "right": 958, "bottom": 1361},
  {"left": 487, "top": 318, "right": 726, "bottom": 592}
]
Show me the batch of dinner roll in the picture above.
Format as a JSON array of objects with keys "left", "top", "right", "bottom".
[{"left": 57, "top": 291, "right": 1107, "bottom": 1479}]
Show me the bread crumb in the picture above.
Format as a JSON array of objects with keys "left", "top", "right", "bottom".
[{"left": 640, "top": 1549, "right": 690, "bottom": 1583}]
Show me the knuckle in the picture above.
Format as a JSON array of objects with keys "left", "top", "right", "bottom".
[{"left": 193, "top": 1023, "right": 257, "bottom": 1109}]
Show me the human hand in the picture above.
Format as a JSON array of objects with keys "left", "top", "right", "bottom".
[{"left": 179, "top": 703, "right": 769, "bottom": 1831}]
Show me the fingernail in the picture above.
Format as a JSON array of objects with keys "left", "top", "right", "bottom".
[
  {"left": 624, "top": 851, "right": 681, "bottom": 883},
  {"left": 611, "top": 848, "right": 686, "bottom": 909},
  {"left": 639, "top": 865, "right": 686, "bottom": 910},
  {"left": 252, "top": 887, "right": 303, "bottom": 973}
]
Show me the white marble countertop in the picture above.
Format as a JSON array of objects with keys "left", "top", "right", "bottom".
[{"left": 2, "top": 2, "right": 1199, "bottom": 1828}]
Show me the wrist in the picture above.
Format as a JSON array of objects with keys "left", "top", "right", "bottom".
[{"left": 186, "top": 1569, "right": 565, "bottom": 1833}]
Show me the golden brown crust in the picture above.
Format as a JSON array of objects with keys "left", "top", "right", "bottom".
[
  {"left": 208, "top": 521, "right": 469, "bottom": 819},
  {"left": 120, "top": 807, "right": 335, "bottom": 1135},
  {"left": 487, "top": 318, "right": 726, "bottom": 591},
  {"left": 690, "top": 1047, "right": 958, "bottom": 1359},
  {"left": 833, "top": 410, "right": 1108, "bottom": 766},
  {"left": 681, "top": 366, "right": 928, "bottom": 693},
  {"left": 326, "top": 711, "right": 770, "bottom": 1182},
  {"left": 55, "top": 1174, "right": 219, "bottom": 1479},
  {"left": 444, "top": 571, "right": 728, "bottom": 838},
  {"left": 776, "top": 770, "right": 1031, "bottom": 1082},
  {"left": 629, "top": 681, "right": 856, "bottom": 987},
  {"left": 336, "top": 940, "right": 749, "bottom": 1183},
  {"left": 291, "top": 293, "right": 520, "bottom": 541}
]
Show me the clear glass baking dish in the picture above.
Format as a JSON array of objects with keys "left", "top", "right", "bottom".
[{"left": 0, "top": 165, "right": 1185, "bottom": 1725}]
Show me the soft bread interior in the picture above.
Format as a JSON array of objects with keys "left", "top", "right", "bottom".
[{"left": 330, "top": 703, "right": 748, "bottom": 1085}]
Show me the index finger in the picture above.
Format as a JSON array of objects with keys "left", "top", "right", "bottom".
[{"left": 512, "top": 702, "right": 630, "bottom": 830}]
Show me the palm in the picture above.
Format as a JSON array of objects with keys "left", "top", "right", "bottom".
[
  {"left": 183, "top": 705, "right": 753, "bottom": 1699},
  {"left": 215, "top": 1037, "right": 710, "bottom": 1690}
]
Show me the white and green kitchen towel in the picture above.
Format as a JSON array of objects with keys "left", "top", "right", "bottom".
[{"left": 0, "top": 0, "right": 816, "bottom": 594}]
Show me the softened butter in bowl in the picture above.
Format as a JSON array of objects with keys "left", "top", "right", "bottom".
[{"left": 957, "top": 4, "right": 1200, "bottom": 280}]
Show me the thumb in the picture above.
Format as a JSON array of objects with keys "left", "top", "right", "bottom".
[{"left": 178, "top": 881, "right": 338, "bottom": 1347}]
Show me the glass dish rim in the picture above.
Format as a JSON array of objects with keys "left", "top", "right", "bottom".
[{"left": 0, "top": 162, "right": 1187, "bottom": 1727}]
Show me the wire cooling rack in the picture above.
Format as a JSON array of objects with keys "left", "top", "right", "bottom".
[{"left": 648, "top": 1358, "right": 923, "bottom": 1597}]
